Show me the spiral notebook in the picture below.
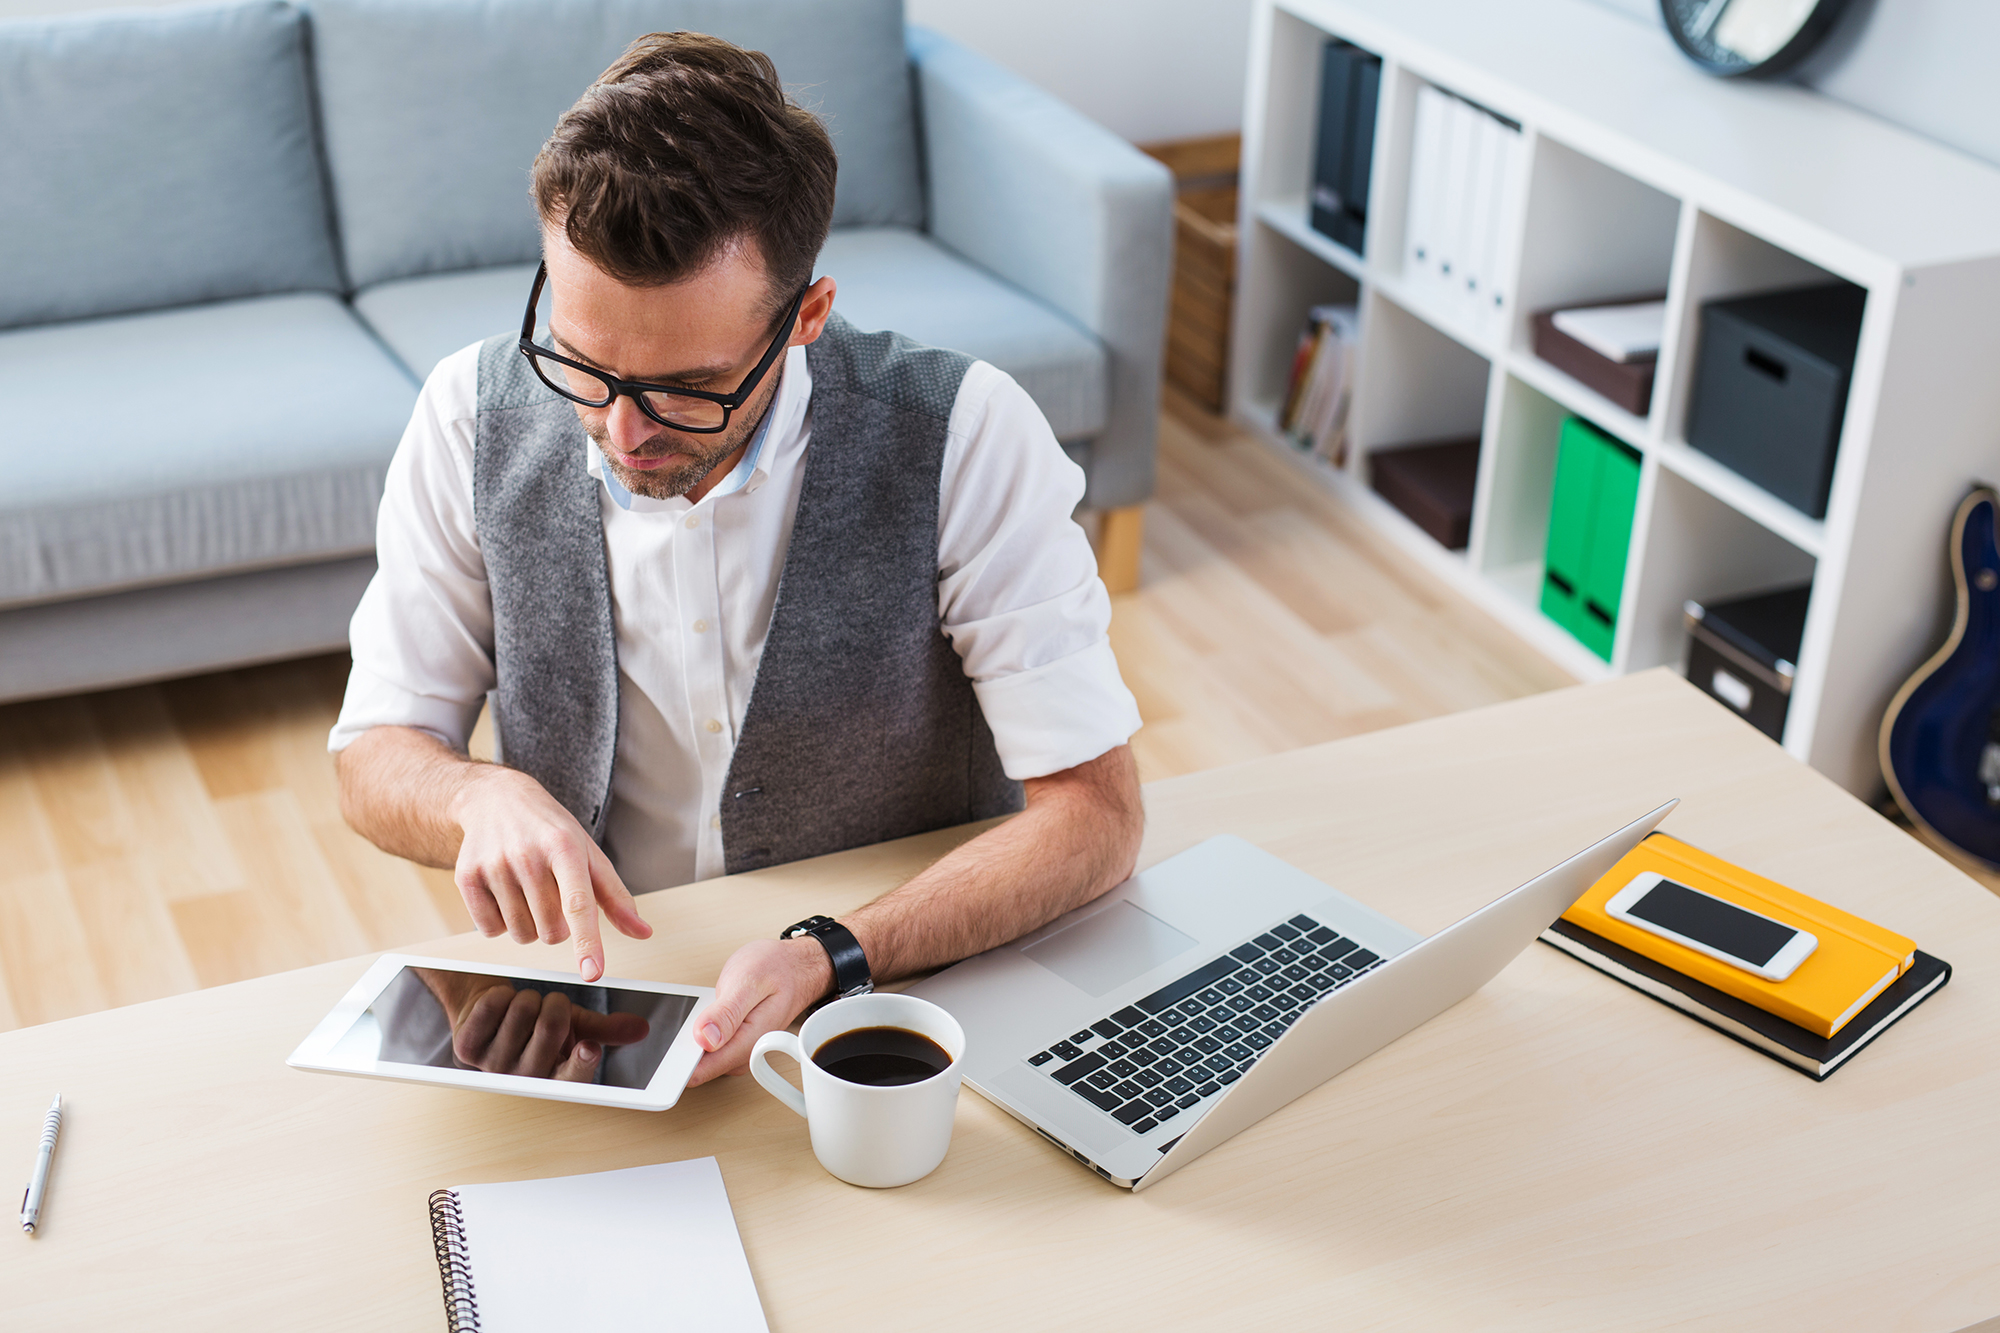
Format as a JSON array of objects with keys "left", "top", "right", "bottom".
[{"left": 428, "top": 1157, "right": 768, "bottom": 1332}]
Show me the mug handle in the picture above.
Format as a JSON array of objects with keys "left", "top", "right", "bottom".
[{"left": 749, "top": 1030, "right": 809, "bottom": 1118}]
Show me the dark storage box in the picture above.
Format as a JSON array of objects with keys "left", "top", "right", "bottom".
[
  {"left": 1370, "top": 436, "right": 1479, "bottom": 549},
  {"left": 1530, "top": 298, "right": 1663, "bottom": 417},
  {"left": 1684, "top": 583, "right": 1811, "bottom": 742},
  {"left": 1686, "top": 283, "right": 1865, "bottom": 519}
]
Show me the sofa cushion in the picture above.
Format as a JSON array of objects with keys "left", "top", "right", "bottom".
[
  {"left": 309, "top": 0, "right": 923, "bottom": 291},
  {"left": 352, "top": 229, "right": 1107, "bottom": 438},
  {"left": 0, "top": 0, "right": 342, "bottom": 331},
  {"left": 0, "top": 295, "right": 416, "bottom": 608},
  {"left": 818, "top": 229, "right": 1107, "bottom": 441}
]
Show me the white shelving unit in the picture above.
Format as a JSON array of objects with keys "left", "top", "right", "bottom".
[{"left": 1229, "top": 0, "right": 2000, "bottom": 796}]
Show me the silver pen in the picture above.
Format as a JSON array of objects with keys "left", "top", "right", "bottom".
[{"left": 20, "top": 1094, "right": 61, "bottom": 1236}]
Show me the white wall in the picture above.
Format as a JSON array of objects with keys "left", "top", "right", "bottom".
[
  {"left": 1579, "top": 0, "right": 2000, "bottom": 170},
  {"left": 908, "top": 0, "right": 1253, "bottom": 144}
]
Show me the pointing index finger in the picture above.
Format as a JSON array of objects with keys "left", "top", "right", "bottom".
[{"left": 550, "top": 847, "right": 604, "bottom": 982}]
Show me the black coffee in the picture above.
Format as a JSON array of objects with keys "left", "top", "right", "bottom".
[{"left": 813, "top": 1026, "right": 952, "bottom": 1086}]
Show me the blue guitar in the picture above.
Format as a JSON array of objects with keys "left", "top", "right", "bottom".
[{"left": 1882, "top": 487, "right": 2000, "bottom": 869}]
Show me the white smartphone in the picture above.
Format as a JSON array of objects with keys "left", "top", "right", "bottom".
[{"left": 1604, "top": 872, "right": 1818, "bottom": 982}]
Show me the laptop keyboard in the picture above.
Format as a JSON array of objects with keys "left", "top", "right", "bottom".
[{"left": 1025, "top": 914, "right": 1382, "bottom": 1138}]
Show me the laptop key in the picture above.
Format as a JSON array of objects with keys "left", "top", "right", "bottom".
[
  {"left": 1052, "top": 1053, "right": 1106, "bottom": 1086},
  {"left": 1112, "top": 1006, "right": 1146, "bottom": 1027},
  {"left": 1136, "top": 956, "right": 1240, "bottom": 1015},
  {"left": 1086, "top": 1070, "right": 1117, "bottom": 1091},
  {"left": 1075, "top": 1083, "right": 1123, "bottom": 1113},
  {"left": 1288, "top": 984, "right": 1316, "bottom": 1002},
  {"left": 1345, "top": 949, "right": 1380, "bottom": 969},
  {"left": 1195, "top": 1080, "right": 1219, "bottom": 1096},
  {"left": 1135, "top": 1069, "right": 1163, "bottom": 1088},
  {"left": 1193, "top": 1035, "right": 1222, "bottom": 1055},
  {"left": 1217, "top": 978, "right": 1246, "bottom": 996},
  {"left": 1281, "top": 964, "right": 1309, "bottom": 982},
  {"left": 1288, "top": 914, "right": 1319, "bottom": 930},
  {"left": 1317, "top": 938, "right": 1355, "bottom": 962},
  {"left": 1219, "top": 1069, "right": 1243, "bottom": 1084},
  {"left": 1229, "top": 943, "right": 1263, "bottom": 963},
  {"left": 1099, "top": 1040, "right": 1130, "bottom": 1059},
  {"left": 1250, "top": 1003, "right": 1278, "bottom": 1022},
  {"left": 1215, "top": 1024, "right": 1244, "bottom": 1042},
  {"left": 1223, "top": 1043, "right": 1252, "bottom": 1062},
  {"left": 1130, "top": 1048, "right": 1160, "bottom": 1068},
  {"left": 1050, "top": 1041, "right": 1083, "bottom": 1062},
  {"left": 1189, "top": 1015, "right": 1218, "bottom": 1034},
  {"left": 1204, "top": 1054, "right": 1233, "bottom": 1075},
  {"left": 1132, "top": 1117, "right": 1159, "bottom": 1134},
  {"left": 1262, "top": 1021, "right": 1288, "bottom": 1039},
  {"left": 1028, "top": 1051, "right": 1054, "bottom": 1066},
  {"left": 1271, "top": 923, "right": 1302, "bottom": 941},
  {"left": 1252, "top": 931, "right": 1283, "bottom": 950},
  {"left": 1176, "top": 1093, "right": 1201, "bottom": 1109},
  {"left": 1305, "top": 925, "right": 1337, "bottom": 945},
  {"left": 1327, "top": 963, "right": 1355, "bottom": 981},
  {"left": 1143, "top": 1087, "right": 1173, "bottom": 1108},
  {"left": 1226, "top": 995, "right": 1254, "bottom": 1013},
  {"left": 1164, "top": 1075, "right": 1193, "bottom": 1095},
  {"left": 1196, "top": 988, "right": 1224, "bottom": 1005},
  {"left": 1137, "top": 1019, "right": 1168, "bottom": 1039},
  {"left": 1112, "top": 1099, "right": 1152, "bottom": 1125},
  {"left": 1109, "top": 1059, "right": 1137, "bottom": 1079},
  {"left": 1245, "top": 1032, "right": 1273, "bottom": 1050},
  {"left": 1113, "top": 1080, "right": 1141, "bottom": 1099},
  {"left": 1157, "top": 1057, "right": 1185, "bottom": 1077},
  {"left": 1070, "top": 1030, "right": 1095, "bottom": 1045},
  {"left": 1252, "top": 958, "right": 1283, "bottom": 976},
  {"left": 1090, "top": 1018, "right": 1124, "bottom": 1040},
  {"left": 1247, "top": 984, "right": 1275, "bottom": 1001}
]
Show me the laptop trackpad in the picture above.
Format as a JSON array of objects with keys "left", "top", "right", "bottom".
[{"left": 1021, "top": 900, "right": 1198, "bottom": 997}]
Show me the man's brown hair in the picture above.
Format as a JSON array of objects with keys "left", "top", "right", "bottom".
[{"left": 532, "top": 32, "right": 837, "bottom": 316}]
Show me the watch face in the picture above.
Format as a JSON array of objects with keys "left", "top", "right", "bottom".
[{"left": 1660, "top": 0, "right": 1854, "bottom": 79}]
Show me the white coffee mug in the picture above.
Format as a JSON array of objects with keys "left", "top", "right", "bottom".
[{"left": 749, "top": 993, "right": 965, "bottom": 1188}]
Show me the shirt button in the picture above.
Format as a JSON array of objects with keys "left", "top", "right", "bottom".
[
  {"left": 693, "top": 619, "right": 708, "bottom": 633},
  {"left": 684, "top": 514, "right": 700, "bottom": 530},
  {"left": 706, "top": 719, "right": 723, "bottom": 734}
]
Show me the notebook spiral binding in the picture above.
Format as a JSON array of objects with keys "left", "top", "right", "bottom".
[{"left": 429, "top": 1188, "right": 481, "bottom": 1332}]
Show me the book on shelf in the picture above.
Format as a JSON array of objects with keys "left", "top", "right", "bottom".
[
  {"left": 1403, "top": 83, "right": 1523, "bottom": 340},
  {"left": 1279, "top": 304, "right": 1360, "bottom": 467}
]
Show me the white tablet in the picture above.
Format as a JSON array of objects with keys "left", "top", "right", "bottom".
[{"left": 286, "top": 954, "right": 713, "bottom": 1111}]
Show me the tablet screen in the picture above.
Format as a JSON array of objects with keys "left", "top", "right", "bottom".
[{"left": 335, "top": 966, "right": 698, "bottom": 1090}]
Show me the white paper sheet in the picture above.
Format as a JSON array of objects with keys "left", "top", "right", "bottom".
[{"left": 448, "top": 1158, "right": 768, "bottom": 1333}]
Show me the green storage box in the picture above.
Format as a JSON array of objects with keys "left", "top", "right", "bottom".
[{"left": 1540, "top": 417, "right": 1639, "bottom": 661}]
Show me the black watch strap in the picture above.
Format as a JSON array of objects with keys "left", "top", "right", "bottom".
[{"left": 779, "top": 916, "right": 873, "bottom": 999}]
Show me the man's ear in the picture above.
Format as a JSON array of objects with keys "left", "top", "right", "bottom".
[{"left": 792, "top": 276, "right": 838, "bottom": 347}]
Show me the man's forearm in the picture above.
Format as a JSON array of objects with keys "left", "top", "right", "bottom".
[
  {"left": 336, "top": 725, "right": 488, "bottom": 869},
  {"left": 840, "top": 745, "right": 1145, "bottom": 984}
]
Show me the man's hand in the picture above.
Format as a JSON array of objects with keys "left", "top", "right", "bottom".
[
  {"left": 336, "top": 727, "right": 654, "bottom": 982},
  {"left": 683, "top": 938, "right": 833, "bottom": 1086},
  {"left": 448, "top": 765, "right": 652, "bottom": 981}
]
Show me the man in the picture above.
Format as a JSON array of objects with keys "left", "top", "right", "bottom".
[{"left": 330, "top": 32, "right": 1145, "bottom": 1086}]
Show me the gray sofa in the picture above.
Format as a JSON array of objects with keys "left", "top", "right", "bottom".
[{"left": 0, "top": 0, "right": 1171, "bottom": 703}]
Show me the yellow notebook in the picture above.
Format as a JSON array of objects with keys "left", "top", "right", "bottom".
[{"left": 1562, "top": 834, "right": 1914, "bottom": 1038}]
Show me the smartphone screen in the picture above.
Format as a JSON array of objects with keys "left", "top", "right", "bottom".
[{"left": 1624, "top": 879, "right": 1799, "bottom": 966}]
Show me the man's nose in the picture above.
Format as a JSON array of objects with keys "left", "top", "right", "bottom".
[{"left": 602, "top": 394, "right": 663, "bottom": 454}]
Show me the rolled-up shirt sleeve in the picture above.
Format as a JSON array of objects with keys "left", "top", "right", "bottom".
[
  {"left": 937, "top": 362, "right": 1142, "bottom": 780},
  {"left": 327, "top": 343, "right": 497, "bottom": 755}
]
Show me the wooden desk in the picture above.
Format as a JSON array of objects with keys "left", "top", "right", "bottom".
[{"left": 7, "top": 671, "right": 2000, "bottom": 1331}]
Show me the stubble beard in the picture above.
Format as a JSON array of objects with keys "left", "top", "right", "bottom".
[{"left": 583, "top": 374, "right": 781, "bottom": 501}]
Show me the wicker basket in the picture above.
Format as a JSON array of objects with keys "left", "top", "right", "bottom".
[{"left": 1143, "top": 135, "right": 1240, "bottom": 414}]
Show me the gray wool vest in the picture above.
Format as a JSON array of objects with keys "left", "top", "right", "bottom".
[{"left": 471, "top": 314, "right": 1024, "bottom": 877}]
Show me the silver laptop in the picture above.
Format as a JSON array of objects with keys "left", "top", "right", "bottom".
[{"left": 907, "top": 802, "right": 1675, "bottom": 1191}]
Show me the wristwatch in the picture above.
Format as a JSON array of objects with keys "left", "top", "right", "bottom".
[{"left": 779, "top": 916, "right": 873, "bottom": 1000}]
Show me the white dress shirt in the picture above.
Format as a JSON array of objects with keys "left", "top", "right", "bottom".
[{"left": 330, "top": 338, "right": 1141, "bottom": 893}]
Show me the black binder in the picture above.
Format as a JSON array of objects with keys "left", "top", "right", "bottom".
[{"left": 1310, "top": 39, "right": 1381, "bottom": 255}]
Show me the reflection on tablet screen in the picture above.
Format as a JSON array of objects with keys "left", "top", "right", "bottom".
[{"left": 335, "top": 967, "right": 696, "bottom": 1089}]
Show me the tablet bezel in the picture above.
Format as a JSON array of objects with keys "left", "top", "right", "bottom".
[{"left": 286, "top": 953, "right": 714, "bottom": 1111}]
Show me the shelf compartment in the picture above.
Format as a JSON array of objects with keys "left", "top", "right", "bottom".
[
  {"left": 1621, "top": 466, "right": 1818, "bottom": 695},
  {"left": 1658, "top": 210, "right": 1842, "bottom": 448},
  {"left": 1511, "top": 136, "right": 1680, "bottom": 382},
  {"left": 1232, "top": 220, "right": 1363, "bottom": 420},
  {"left": 1350, "top": 289, "right": 1491, "bottom": 471},
  {"left": 1654, "top": 436, "right": 1827, "bottom": 557}
]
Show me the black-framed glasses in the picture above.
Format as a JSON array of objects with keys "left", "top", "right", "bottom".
[{"left": 517, "top": 262, "right": 807, "bottom": 434}]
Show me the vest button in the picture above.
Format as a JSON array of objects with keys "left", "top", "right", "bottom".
[{"left": 706, "top": 719, "right": 723, "bottom": 734}]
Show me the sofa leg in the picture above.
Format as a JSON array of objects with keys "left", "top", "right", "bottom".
[{"left": 1095, "top": 505, "right": 1145, "bottom": 595}]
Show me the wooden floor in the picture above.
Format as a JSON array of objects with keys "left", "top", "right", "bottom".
[{"left": 0, "top": 391, "right": 1575, "bottom": 1032}]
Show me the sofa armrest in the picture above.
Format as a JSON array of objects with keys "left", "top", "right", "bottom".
[{"left": 909, "top": 27, "right": 1173, "bottom": 511}]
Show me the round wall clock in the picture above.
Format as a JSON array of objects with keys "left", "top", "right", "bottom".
[{"left": 1660, "top": 0, "right": 1859, "bottom": 79}]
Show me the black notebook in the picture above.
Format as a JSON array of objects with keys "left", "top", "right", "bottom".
[{"left": 1540, "top": 918, "right": 1950, "bottom": 1080}]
